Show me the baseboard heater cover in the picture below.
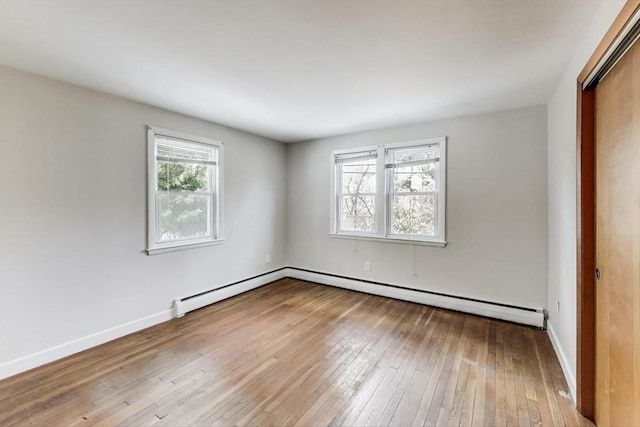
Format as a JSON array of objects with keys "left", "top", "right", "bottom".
[
  {"left": 174, "top": 267, "right": 544, "bottom": 327},
  {"left": 173, "top": 268, "right": 288, "bottom": 317},
  {"left": 284, "top": 268, "right": 545, "bottom": 328},
  {"left": 1, "top": 266, "right": 544, "bottom": 381}
]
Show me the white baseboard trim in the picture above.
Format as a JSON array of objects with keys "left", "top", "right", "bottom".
[
  {"left": 0, "top": 309, "right": 173, "bottom": 380},
  {"left": 0, "top": 268, "right": 289, "bottom": 381},
  {"left": 547, "top": 322, "right": 576, "bottom": 403},
  {"left": 284, "top": 267, "right": 545, "bottom": 328},
  {"left": 174, "top": 268, "right": 288, "bottom": 317},
  {"left": 0, "top": 266, "right": 545, "bottom": 381}
]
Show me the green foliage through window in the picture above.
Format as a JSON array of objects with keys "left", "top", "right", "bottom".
[
  {"left": 157, "top": 162, "right": 209, "bottom": 192},
  {"left": 154, "top": 137, "right": 217, "bottom": 243}
]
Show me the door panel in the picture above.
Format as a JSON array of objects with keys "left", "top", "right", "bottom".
[{"left": 594, "top": 37, "right": 640, "bottom": 426}]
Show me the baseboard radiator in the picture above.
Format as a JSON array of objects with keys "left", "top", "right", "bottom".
[
  {"left": 284, "top": 268, "right": 545, "bottom": 328},
  {"left": 173, "top": 267, "right": 545, "bottom": 328},
  {"left": 173, "top": 268, "right": 288, "bottom": 317},
  {"left": 0, "top": 266, "right": 545, "bottom": 380}
]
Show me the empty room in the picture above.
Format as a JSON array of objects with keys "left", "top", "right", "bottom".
[{"left": 0, "top": 0, "right": 638, "bottom": 426}]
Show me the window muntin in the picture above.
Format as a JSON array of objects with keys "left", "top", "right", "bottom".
[
  {"left": 331, "top": 138, "right": 446, "bottom": 244},
  {"left": 147, "top": 127, "right": 223, "bottom": 254}
]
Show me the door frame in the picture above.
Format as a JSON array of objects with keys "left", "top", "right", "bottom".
[{"left": 576, "top": 0, "right": 640, "bottom": 418}]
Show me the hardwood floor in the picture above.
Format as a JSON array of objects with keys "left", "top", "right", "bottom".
[{"left": 0, "top": 279, "right": 590, "bottom": 426}]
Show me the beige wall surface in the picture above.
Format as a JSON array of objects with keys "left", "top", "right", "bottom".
[
  {"left": 545, "top": 0, "right": 626, "bottom": 399},
  {"left": 286, "top": 106, "right": 548, "bottom": 310},
  {"left": 0, "top": 66, "right": 287, "bottom": 367},
  {"left": 5, "top": 3, "right": 627, "bottom": 381}
]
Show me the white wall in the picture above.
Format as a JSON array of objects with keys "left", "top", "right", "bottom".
[
  {"left": 3, "top": 1, "right": 624, "bottom": 380},
  {"left": 546, "top": 0, "right": 625, "bottom": 401},
  {"left": 0, "top": 66, "right": 287, "bottom": 374},
  {"left": 286, "top": 106, "right": 548, "bottom": 310}
]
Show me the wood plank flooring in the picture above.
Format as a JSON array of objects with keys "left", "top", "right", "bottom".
[{"left": 0, "top": 279, "right": 590, "bottom": 426}]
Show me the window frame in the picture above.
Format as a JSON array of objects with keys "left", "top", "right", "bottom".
[
  {"left": 333, "top": 147, "right": 381, "bottom": 237},
  {"left": 330, "top": 137, "right": 446, "bottom": 247},
  {"left": 146, "top": 125, "right": 224, "bottom": 255}
]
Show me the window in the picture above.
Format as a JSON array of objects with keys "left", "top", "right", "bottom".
[
  {"left": 335, "top": 150, "right": 378, "bottom": 234},
  {"left": 331, "top": 137, "right": 446, "bottom": 245},
  {"left": 147, "top": 126, "right": 223, "bottom": 254}
]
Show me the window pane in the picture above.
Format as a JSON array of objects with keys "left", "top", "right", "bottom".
[
  {"left": 391, "top": 194, "right": 436, "bottom": 236},
  {"left": 388, "top": 144, "right": 438, "bottom": 165},
  {"left": 157, "top": 193, "right": 211, "bottom": 242},
  {"left": 341, "top": 158, "right": 377, "bottom": 194},
  {"left": 157, "top": 162, "right": 211, "bottom": 192},
  {"left": 340, "top": 195, "right": 375, "bottom": 232},
  {"left": 393, "top": 162, "right": 436, "bottom": 192},
  {"left": 156, "top": 137, "right": 217, "bottom": 163}
]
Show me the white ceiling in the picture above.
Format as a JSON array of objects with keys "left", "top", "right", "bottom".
[{"left": 0, "top": 0, "right": 602, "bottom": 142}]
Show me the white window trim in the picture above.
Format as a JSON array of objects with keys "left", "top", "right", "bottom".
[
  {"left": 331, "top": 144, "right": 381, "bottom": 237},
  {"left": 146, "top": 125, "right": 224, "bottom": 255},
  {"left": 329, "top": 137, "right": 446, "bottom": 246},
  {"left": 328, "top": 233, "right": 446, "bottom": 248}
]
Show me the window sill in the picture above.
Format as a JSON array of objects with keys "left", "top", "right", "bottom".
[
  {"left": 147, "top": 238, "right": 225, "bottom": 256},
  {"left": 329, "top": 233, "right": 446, "bottom": 247}
]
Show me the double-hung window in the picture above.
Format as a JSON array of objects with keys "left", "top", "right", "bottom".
[
  {"left": 334, "top": 150, "right": 378, "bottom": 234},
  {"left": 331, "top": 137, "right": 446, "bottom": 245},
  {"left": 147, "top": 126, "right": 224, "bottom": 254}
]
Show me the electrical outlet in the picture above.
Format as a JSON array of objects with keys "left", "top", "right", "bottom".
[
  {"left": 364, "top": 261, "right": 371, "bottom": 271},
  {"left": 265, "top": 254, "right": 270, "bottom": 264}
]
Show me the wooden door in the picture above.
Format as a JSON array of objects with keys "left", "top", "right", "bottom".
[{"left": 594, "top": 36, "right": 640, "bottom": 426}]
